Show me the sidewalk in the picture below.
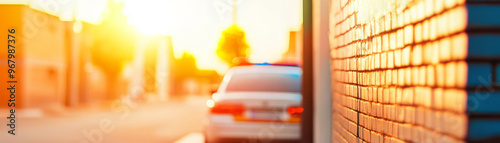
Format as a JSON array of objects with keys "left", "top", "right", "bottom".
[
  {"left": 0, "top": 96, "right": 210, "bottom": 143},
  {"left": 174, "top": 132, "right": 204, "bottom": 143}
]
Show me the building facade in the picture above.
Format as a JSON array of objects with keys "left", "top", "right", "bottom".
[{"left": 329, "top": 0, "right": 500, "bottom": 142}]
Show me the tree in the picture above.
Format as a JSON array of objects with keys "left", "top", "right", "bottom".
[
  {"left": 90, "top": 1, "right": 138, "bottom": 100},
  {"left": 171, "top": 52, "right": 199, "bottom": 95},
  {"left": 173, "top": 52, "right": 198, "bottom": 78},
  {"left": 216, "top": 24, "right": 249, "bottom": 66}
]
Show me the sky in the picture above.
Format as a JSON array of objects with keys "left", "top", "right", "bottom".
[
  {"left": 1, "top": 0, "right": 302, "bottom": 72},
  {"left": 122, "top": 0, "right": 302, "bottom": 71}
]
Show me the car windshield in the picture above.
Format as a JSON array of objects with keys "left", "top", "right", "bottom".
[{"left": 225, "top": 72, "right": 301, "bottom": 93}]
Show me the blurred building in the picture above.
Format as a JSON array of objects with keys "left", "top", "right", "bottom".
[
  {"left": 285, "top": 31, "right": 298, "bottom": 58},
  {"left": 129, "top": 35, "right": 221, "bottom": 100},
  {"left": 129, "top": 36, "right": 174, "bottom": 101},
  {"left": 0, "top": 5, "right": 76, "bottom": 109},
  {"left": 0, "top": 4, "right": 129, "bottom": 109}
]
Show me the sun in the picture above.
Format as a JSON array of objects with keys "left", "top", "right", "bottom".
[{"left": 122, "top": 0, "right": 182, "bottom": 36}]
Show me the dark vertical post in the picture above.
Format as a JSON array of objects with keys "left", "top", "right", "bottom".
[
  {"left": 65, "top": 21, "right": 75, "bottom": 107},
  {"left": 301, "top": 0, "right": 313, "bottom": 142}
]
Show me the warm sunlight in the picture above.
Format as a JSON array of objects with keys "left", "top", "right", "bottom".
[
  {"left": 122, "top": 0, "right": 181, "bottom": 35},
  {"left": 1, "top": 0, "right": 498, "bottom": 142},
  {"left": 0, "top": 0, "right": 302, "bottom": 73},
  {"left": 122, "top": 0, "right": 302, "bottom": 72},
  {"left": 240, "top": 0, "right": 302, "bottom": 63}
]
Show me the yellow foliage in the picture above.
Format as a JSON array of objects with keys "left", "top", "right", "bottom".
[{"left": 216, "top": 24, "right": 249, "bottom": 66}]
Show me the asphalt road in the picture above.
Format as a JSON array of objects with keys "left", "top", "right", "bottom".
[{"left": 0, "top": 96, "right": 209, "bottom": 143}]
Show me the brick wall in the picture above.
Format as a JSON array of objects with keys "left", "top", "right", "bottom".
[{"left": 329, "top": 0, "right": 500, "bottom": 142}]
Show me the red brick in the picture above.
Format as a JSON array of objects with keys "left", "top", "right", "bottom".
[
  {"left": 396, "top": 106, "right": 405, "bottom": 122},
  {"left": 433, "top": 88, "right": 444, "bottom": 110},
  {"left": 394, "top": 49, "right": 402, "bottom": 67},
  {"left": 439, "top": 37, "right": 452, "bottom": 62},
  {"left": 456, "top": 61, "right": 467, "bottom": 88},
  {"left": 434, "top": 112, "right": 444, "bottom": 132},
  {"left": 412, "top": 126, "right": 424, "bottom": 143},
  {"left": 398, "top": 69, "right": 405, "bottom": 86},
  {"left": 392, "top": 69, "right": 399, "bottom": 85},
  {"left": 444, "top": 62, "right": 456, "bottom": 88},
  {"left": 411, "top": 67, "right": 419, "bottom": 86},
  {"left": 402, "top": 88, "right": 414, "bottom": 105},
  {"left": 383, "top": 34, "right": 389, "bottom": 51},
  {"left": 412, "top": 45, "right": 423, "bottom": 66},
  {"left": 434, "top": 0, "right": 445, "bottom": 15},
  {"left": 329, "top": 0, "right": 471, "bottom": 142},
  {"left": 404, "top": 68, "right": 412, "bottom": 86},
  {"left": 418, "top": 66, "right": 426, "bottom": 86},
  {"left": 424, "top": 109, "right": 435, "bottom": 129},
  {"left": 402, "top": 46, "right": 411, "bottom": 66},
  {"left": 436, "top": 64, "right": 446, "bottom": 87},
  {"left": 429, "top": 17, "right": 437, "bottom": 40},
  {"left": 390, "top": 32, "right": 397, "bottom": 50},
  {"left": 442, "top": 112, "right": 467, "bottom": 139},
  {"left": 443, "top": 89, "right": 467, "bottom": 113},
  {"left": 422, "top": 20, "right": 430, "bottom": 41},
  {"left": 388, "top": 51, "right": 395, "bottom": 69},
  {"left": 405, "top": 26, "right": 414, "bottom": 46},
  {"left": 415, "top": 107, "right": 425, "bottom": 126},
  {"left": 425, "top": 66, "right": 434, "bottom": 86},
  {"left": 386, "top": 70, "right": 393, "bottom": 85},
  {"left": 393, "top": 122, "right": 399, "bottom": 139},
  {"left": 405, "top": 106, "right": 416, "bottom": 124},
  {"left": 397, "top": 29, "right": 405, "bottom": 48}
]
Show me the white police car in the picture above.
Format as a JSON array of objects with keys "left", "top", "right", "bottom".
[{"left": 204, "top": 64, "right": 302, "bottom": 143}]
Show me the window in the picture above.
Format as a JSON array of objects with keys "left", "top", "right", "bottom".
[{"left": 225, "top": 73, "right": 301, "bottom": 93}]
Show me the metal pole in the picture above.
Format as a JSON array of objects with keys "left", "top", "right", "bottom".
[
  {"left": 232, "top": 0, "right": 237, "bottom": 24},
  {"left": 301, "top": 0, "right": 314, "bottom": 142}
]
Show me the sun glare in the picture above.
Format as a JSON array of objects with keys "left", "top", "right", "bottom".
[
  {"left": 121, "top": 0, "right": 302, "bottom": 72},
  {"left": 122, "top": 0, "right": 181, "bottom": 35}
]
